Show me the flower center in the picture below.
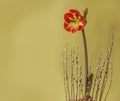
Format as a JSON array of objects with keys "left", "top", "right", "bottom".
[
  {"left": 69, "top": 18, "right": 81, "bottom": 27},
  {"left": 73, "top": 18, "right": 80, "bottom": 25}
]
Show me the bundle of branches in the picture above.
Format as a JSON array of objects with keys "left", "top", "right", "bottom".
[{"left": 62, "top": 30, "right": 114, "bottom": 101}]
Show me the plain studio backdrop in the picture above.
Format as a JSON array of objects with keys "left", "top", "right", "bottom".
[{"left": 0, "top": 0, "right": 120, "bottom": 101}]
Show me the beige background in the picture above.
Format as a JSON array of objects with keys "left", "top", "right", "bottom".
[{"left": 0, "top": 0, "right": 120, "bottom": 101}]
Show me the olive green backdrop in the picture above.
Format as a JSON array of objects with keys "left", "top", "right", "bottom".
[{"left": 0, "top": 0, "right": 120, "bottom": 101}]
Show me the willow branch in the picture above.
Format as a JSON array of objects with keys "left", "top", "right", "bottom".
[
  {"left": 65, "top": 42, "right": 70, "bottom": 101},
  {"left": 75, "top": 48, "right": 79, "bottom": 101},
  {"left": 62, "top": 53, "right": 68, "bottom": 101},
  {"left": 71, "top": 49, "right": 75, "bottom": 101},
  {"left": 99, "top": 30, "right": 114, "bottom": 101}
]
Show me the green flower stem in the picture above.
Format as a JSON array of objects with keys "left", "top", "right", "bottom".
[{"left": 81, "top": 29, "right": 88, "bottom": 96}]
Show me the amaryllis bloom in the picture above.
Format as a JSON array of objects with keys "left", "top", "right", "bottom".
[{"left": 64, "top": 9, "right": 85, "bottom": 33}]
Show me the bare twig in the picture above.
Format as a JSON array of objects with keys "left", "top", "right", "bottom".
[
  {"left": 79, "top": 65, "right": 83, "bottom": 98},
  {"left": 62, "top": 53, "right": 68, "bottom": 101},
  {"left": 99, "top": 30, "right": 114, "bottom": 101},
  {"left": 91, "top": 53, "right": 102, "bottom": 99},
  {"left": 71, "top": 49, "right": 75, "bottom": 101},
  {"left": 95, "top": 59, "right": 105, "bottom": 101},
  {"left": 65, "top": 41, "right": 70, "bottom": 101},
  {"left": 75, "top": 47, "right": 79, "bottom": 101},
  {"left": 104, "top": 59, "right": 113, "bottom": 101}
]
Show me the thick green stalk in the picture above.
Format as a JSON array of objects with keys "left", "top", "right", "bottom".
[{"left": 81, "top": 29, "right": 88, "bottom": 95}]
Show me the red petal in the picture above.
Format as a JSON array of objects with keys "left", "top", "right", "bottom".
[
  {"left": 74, "top": 13, "right": 80, "bottom": 18},
  {"left": 70, "top": 9, "right": 84, "bottom": 20},
  {"left": 66, "top": 27, "right": 72, "bottom": 32},
  {"left": 64, "top": 22, "right": 72, "bottom": 32},
  {"left": 79, "top": 16, "right": 84, "bottom": 21},
  {"left": 64, "top": 22, "right": 69, "bottom": 28},
  {"left": 64, "top": 12, "right": 74, "bottom": 23},
  {"left": 71, "top": 27, "right": 77, "bottom": 33},
  {"left": 69, "top": 9, "right": 80, "bottom": 15},
  {"left": 78, "top": 25, "right": 84, "bottom": 31}
]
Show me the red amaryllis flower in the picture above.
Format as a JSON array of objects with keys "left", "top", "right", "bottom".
[{"left": 64, "top": 9, "right": 85, "bottom": 33}]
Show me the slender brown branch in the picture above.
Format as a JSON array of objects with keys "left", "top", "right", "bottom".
[
  {"left": 71, "top": 49, "right": 75, "bottom": 101},
  {"left": 79, "top": 65, "right": 83, "bottom": 98},
  {"left": 104, "top": 61, "right": 113, "bottom": 101},
  {"left": 95, "top": 61, "right": 105, "bottom": 101},
  {"left": 62, "top": 53, "right": 68, "bottom": 101},
  {"left": 65, "top": 41, "right": 70, "bottom": 101},
  {"left": 75, "top": 48, "right": 79, "bottom": 101},
  {"left": 99, "top": 30, "right": 114, "bottom": 101},
  {"left": 91, "top": 53, "right": 101, "bottom": 99}
]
